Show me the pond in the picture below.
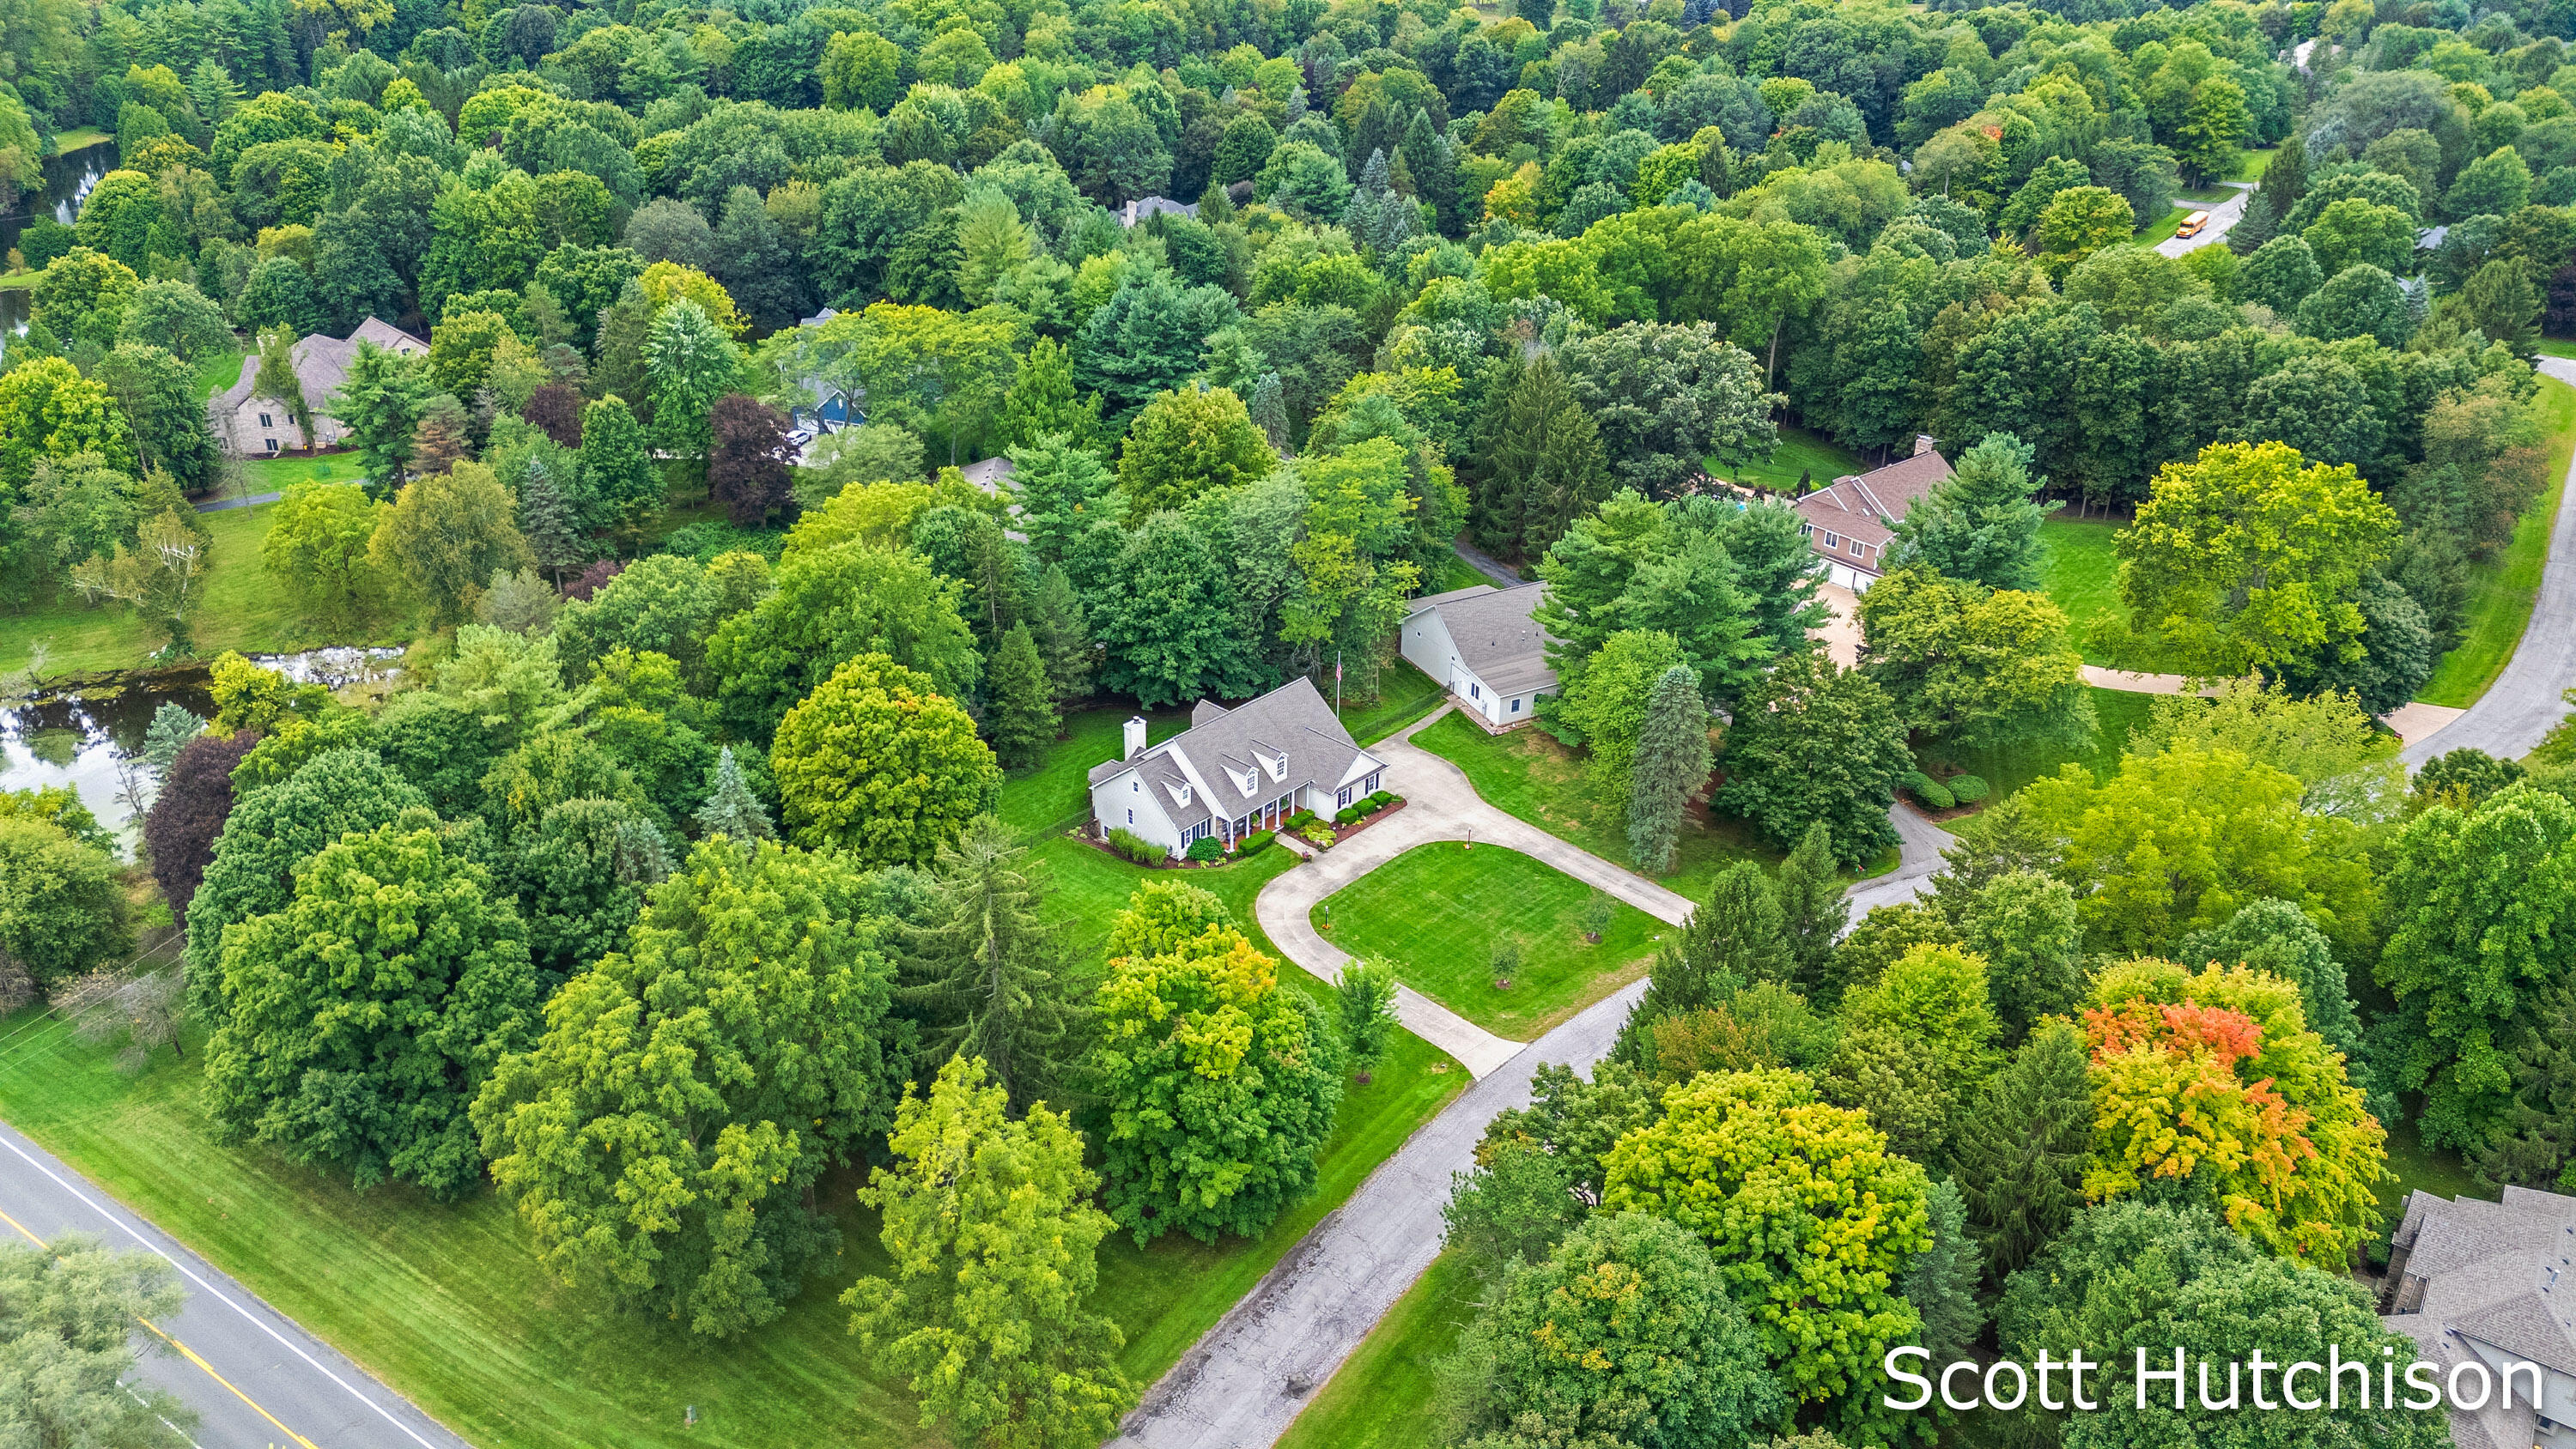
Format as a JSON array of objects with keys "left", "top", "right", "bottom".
[
  {"left": 0, "top": 648, "right": 402, "bottom": 849},
  {"left": 0, "top": 140, "right": 116, "bottom": 367}
]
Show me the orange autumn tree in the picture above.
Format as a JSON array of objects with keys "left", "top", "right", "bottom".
[{"left": 2080, "top": 959, "right": 2388, "bottom": 1264}]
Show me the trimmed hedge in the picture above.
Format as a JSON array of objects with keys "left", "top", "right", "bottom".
[
  {"left": 1947, "top": 773, "right": 1990, "bottom": 803},
  {"left": 1902, "top": 772, "right": 1955, "bottom": 810},
  {"left": 1105, "top": 827, "right": 1165, "bottom": 865},
  {"left": 1236, "top": 829, "right": 1275, "bottom": 857}
]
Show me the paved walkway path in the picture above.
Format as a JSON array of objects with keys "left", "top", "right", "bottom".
[
  {"left": 193, "top": 490, "right": 282, "bottom": 513},
  {"left": 1449, "top": 537, "right": 1523, "bottom": 589},
  {"left": 1254, "top": 706, "right": 1696, "bottom": 1078},
  {"left": 0, "top": 1118, "right": 470, "bottom": 1449},
  {"left": 1125, "top": 710, "right": 1949, "bottom": 1448}
]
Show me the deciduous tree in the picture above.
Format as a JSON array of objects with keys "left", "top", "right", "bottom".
[
  {"left": 847, "top": 1056, "right": 1135, "bottom": 1449},
  {"left": 205, "top": 821, "right": 538, "bottom": 1197},
  {"left": 770, "top": 652, "right": 1000, "bottom": 867},
  {"left": 474, "top": 839, "right": 907, "bottom": 1337},
  {"left": 1716, "top": 652, "right": 1911, "bottom": 865}
]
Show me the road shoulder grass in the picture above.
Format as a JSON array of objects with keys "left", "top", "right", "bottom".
[
  {"left": 1318, "top": 840, "right": 1664, "bottom": 1040},
  {"left": 2417, "top": 373, "right": 2576, "bottom": 706},
  {"left": 1276, "top": 1249, "right": 1478, "bottom": 1449}
]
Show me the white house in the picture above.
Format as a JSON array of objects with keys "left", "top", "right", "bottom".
[
  {"left": 1787, "top": 435, "right": 1953, "bottom": 591},
  {"left": 208, "top": 317, "right": 425, "bottom": 457},
  {"left": 1400, "top": 583, "right": 1556, "bottom": 728},
  {"left": 2380, "top": 1185, "right": 2576, "bottom": 1449},
  {"left": 1085, "top": 676, "right": 1387, "bottom": 858}
]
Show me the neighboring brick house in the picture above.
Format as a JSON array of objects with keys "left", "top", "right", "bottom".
[
  {"left": 1400, "top": 583, "right": 1556, "bottom": 728},
  {"left": 208, "top": 317, "right": 426, "bottom": 456},
  {"left": 1789, "top": 435, "right": 1953, "bottom": 591},
  {"left": 1085, "top": 676, "right": 1388, "bottom": 858},
  {"left": 2380, "top": 1185, "right": 2576, "bottom": 1449}
]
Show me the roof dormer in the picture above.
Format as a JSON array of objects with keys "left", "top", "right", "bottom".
[
  {"left": 1251, "top": 741, "right": 1289, "bottom": 782},
  {"left": 1163, "top": 778, "right": 1192, "bottom": 809}
]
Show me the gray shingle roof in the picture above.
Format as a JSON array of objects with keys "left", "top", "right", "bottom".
[
  {"left": 1408, "top": 584, "right": 1557, "bottom": 698},
  {"left": 216, "top": 317, "right": 427, "bottom": 422},
  {"left": 1085, "top": 676, "right": 1381, "bottom": 819}
]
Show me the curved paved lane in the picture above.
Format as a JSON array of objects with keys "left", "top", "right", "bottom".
[{"left": 1122, "top": 705, "right": 1949, "bottom": 1448}]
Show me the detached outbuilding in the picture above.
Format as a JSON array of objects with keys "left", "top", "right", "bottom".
[{"left": 1400, "top": 583, "right": 1555, "bottom": 729}]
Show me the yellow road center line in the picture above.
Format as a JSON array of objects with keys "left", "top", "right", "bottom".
[{"left": 0, "top": 1202, "right": 322, "bottom": 1449}]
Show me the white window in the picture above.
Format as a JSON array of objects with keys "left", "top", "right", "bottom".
[
  {"left": 1511, "top": 697, "right": 1522, "bottom": 713},
  {"left": 264, "top": 439, "right": 279, "bottom": 452},
  {"left": 1848, "top": 537, "right": 1862, "bottom": 555},
  {"left": 1131, "top": 780, "right": 1139, "bottom": 792},
  {"left": 257, "top": 412, "right": 272, "bottom": 428},
  {"left": 1469, "top": 681, "right": 1481, "bottom": 700},
  {"left": 1337, "top": 785, "right": 1353, "bottom": 807},
  {"left": 1364, "top": 772, "right": 1381, "bottom": 793},
  {"left": 1126, "top": 809, "right": 1134, "bottom": 823},
  {"left": 1799, "top": 522, "right": 1814, "bottom": 537},
  {"left": 1823, "top": 532, "right": 1842, "bottom": 550}
]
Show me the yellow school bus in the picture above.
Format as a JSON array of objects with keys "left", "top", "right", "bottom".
[{"left": 2176, "top": 210, "right": 2212, "bottom": 239}]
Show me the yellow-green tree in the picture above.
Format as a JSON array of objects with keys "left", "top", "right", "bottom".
[
  {"left": 2117, "top": 440, "right": 2398, "bottom": 678},
  {"left": 1602, "top": 1068, "right": 1930, "bottom": 1427},
  {"left": 847, "top": 1056, "right": 1135, "bottom": 1449},
  {"left": 770, "top": 652, "right": 999, "bottom": 866},
  {"left": 1091, "top": 882, "right": 1341, "bottom": 1244}
]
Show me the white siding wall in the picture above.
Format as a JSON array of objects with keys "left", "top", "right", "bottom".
[{"left": 1090, "top": 771, "right": 1185, "bottom": 858}]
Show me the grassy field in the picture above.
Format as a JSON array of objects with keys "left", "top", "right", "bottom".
[
  {"left": 2129, "top": 206, "right": 2191, "bottom": 248},
  {"left": 0, "top": 961, "right": 1464, "bottom": 1449},
  {"left": 1277, "top": 1250, "right": 1477, "bottom": 1449},
  {"left": 2037, "top": 517, "right": 2129, "bottom": 665},
  {"left": 1925, "top": 686, "right": 2160, "bottom": 799},
  {"left": 192, "top": 347, "right": 247, "bottom": 400},
  {"left": 1431, "top": 550, "right": 1490, "bottom": 592},
  {"left": 51, "top": 127, "right": 110, "bottom": 154},
  {"left": 0, "top": 456, "right": 398, "bottom": 678},
  {"left": 1411, "top": 708, "right": 1783, "bottom": 900},
  {"left": 1318, "top": 841, "right": 1664, "bottom": 1039},
  {"left": 2368, "top": 1115, "right": 2484, "bottom": 1266},
  {"left": 1709, "top": 421, "right": 1868, "bottom": 494},
  {"left": 2219, "top": 147, "right": 2274, "bottom": 183},
  {"left": 1339, "top": 657, "right": 1448, "bottom": 744},
  {"left": 2418, "top": 373, "right": 2576, "bottom": 706}
]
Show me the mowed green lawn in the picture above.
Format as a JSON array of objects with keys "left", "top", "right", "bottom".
[
  {"left": 1277, "top": 1249, "right": 1478, "bottom": 1449},
  {"left": 1411, "top": 708, "right": 1783, "bottom": 900},
  {"left": 1707, "top": 421, "right": 1867, "bottom": 495},
  {"left": 2419, "top": 373, "right": 2576, "bottom": 706},
  {"left": 2038, "top": 517, "right": 2129, "bottom": 666},
  {"left": 1927, "top": 686, "right": 2160, "bottom": 799},
  {"left": 1318, "top": 841, "right": 1665, "bottom": 1039},
  {"left": 0, "top": 456, "right": 406, "bottom": 678}
]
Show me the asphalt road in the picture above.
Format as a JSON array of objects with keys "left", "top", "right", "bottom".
[
  {"left": 0, "top": 1119, "right": 471, "bottom": 1449},
  {"left": 2399, "top": 356, "right": 2576, "bottom": 767},
  {"left": 193, "top": 491, "right": 283, "bottom": 513}
]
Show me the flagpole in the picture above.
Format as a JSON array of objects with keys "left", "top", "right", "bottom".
[{"left": 1334, "top": 649, "right": 1343, "bottom": 718}]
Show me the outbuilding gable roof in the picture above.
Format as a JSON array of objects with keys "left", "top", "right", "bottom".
[{"left": 1406, "top": 583, "right": 1557, "bottom": 698}]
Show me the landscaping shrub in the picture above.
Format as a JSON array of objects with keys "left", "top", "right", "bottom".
[
  {"left": 1334, "top": 804, "right": 1364, "bottom": 826},
  {"left": 1299, "top": 823, "right": 1334, "bottom": 847},
  {"left": 1236, "top": 829, "right": 1273, "bottom": 857},
  {"left": 1903, "top": 772, "right": 1955, "bottom": 809},
  {"left": 1947, "top": 773, "right": 1990, "bottom": 803},
  {"left": 1286, "top": 809, "right": 1320, "bottom": 832},
  {"left": 1105, "top": 827, "right": 1166, "bottom": 865},
  {"left": 1185, "top": 835, "right": 1224, "bottom": 863},
  {"left": 1367, "top": 791, "right": 1399, "bottom": 810}
]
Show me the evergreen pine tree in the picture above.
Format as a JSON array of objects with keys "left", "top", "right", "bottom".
[
  {"left": 1400, "top": 108, "right": 1464, "bottom": 237},
  {"left": 1901, "top": 1178, "right": 1984, "bottom": 1361},
  {"left": 407, "top": 393, "right": 471, "bottom": 476},
  {"left": 1887, "top": 430, "right": 2051, "bottom": 591},
  {"left": 987, "top": 622, "right": 1060, "bottom": 771},
  {"left": 1619, "top": 862, "right": 1787, "bottom": 1062},
  {"left": 1625, "top": 665, "right": 1710, "bottom": 876},
  {"left": 1343, "top": 149, "right": 1418, "bottom": 257},
  {"left": 2470, "top": 975, "right": 2576, "bottom": 1193},
  {"left": 1248, "top": 372, "right": 1291, "bottom": 454},
  {"left": 999, "top": 336, "right": 1103, "bottom": 452},
  {"left": 2226, "top": 187, "right": 2279, "bottom": 256},
  {"left": 693, "top": 746, "right": 776, "bottom": 843},
  {"left": 1477, "top": 352, "right": 1608, "bottom": 560},
  {"left": 1949, "top": 1019, "right": 2093, "bottom": 1283},
  {"left": 900, "top": 816, "right": 1088, "bottom": 1115},
  {"left": 1030, "top": 565, "right": 1095, "bottom": 707},
  {"left": 1773, "top": 821, "right": 1849, "bottom": 1003},
  {"left": 517, "top": 458, "right": 586, "bottom": 584},
  {"left": 142, "top": 702, "right": 204, "bottom": 779},
  {"left": 2262, "top": 131, "right": 2308, "bottom": 220}
]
